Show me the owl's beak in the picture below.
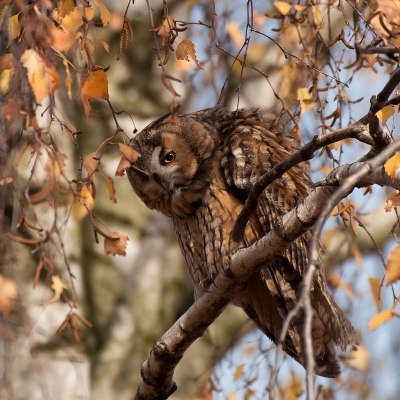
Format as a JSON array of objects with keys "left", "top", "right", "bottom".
[{"left": 152, "top": 174, "right": 173, "bottom": 195}]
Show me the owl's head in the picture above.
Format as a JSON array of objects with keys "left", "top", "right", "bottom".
[{"left": 127, "top": 108, "right": 226, "bottom": 217}]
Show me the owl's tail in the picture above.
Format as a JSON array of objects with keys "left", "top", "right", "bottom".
[{"left": 233, "top": 259, "right": 358, "bottom": 378}]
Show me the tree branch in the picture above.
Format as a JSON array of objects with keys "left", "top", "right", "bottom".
[{"left": 135, "top": 141, "right": 400, "bottom": 400}]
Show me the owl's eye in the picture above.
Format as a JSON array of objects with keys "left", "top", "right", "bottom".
[{"left": 163, "top": 151, "right": 176, "bottom": 164}]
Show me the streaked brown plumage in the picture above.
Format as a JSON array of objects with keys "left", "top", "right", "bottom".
[{"left": 126, "top": 107, "right": 358, "bottom": 377}]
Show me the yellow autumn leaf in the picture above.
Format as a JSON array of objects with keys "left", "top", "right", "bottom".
[
  {"left": 175, "top": 39, "right": 203, "bottom": 70},
  {"left": 228, "top": 391, "right": 237, "bottom": 399},
  {"left": 8, "top": 14, "right": 20, "bottom": 40},
  {"left": 53, "top": 7, "right": 95, "bottom": 34},
  {"left": 76, "top": 185, "right": 94, "bottom": 206},
  {"left": 312, "top": 5, "right": 323, "bottom": 25},
  {"left": 347, "top": 344, "right": 370, "bottom": 372},
  {"left": 368, "top": 277, "right": 382, "bottom": 312},
  {"left": 297, "top": 87, "right": 314, "bottom": 115},
  {"left": 226, "top": 21, "right": 244, "bottom": 48},
  {"left": 294, "top": 4, "right": 306, "bottom": 11},
  {"left": 49, "top": 275, "right": 68, "bottom": 304},
  {"left": 233, "top": 364, "right": 244, "bottom": 381},
  {"left": 0, "top": 274, "right": 18, "bottom": 314},
  {"left": 376, "top": 105, "right": 397, "bottom": 125},
  {"left": 57, "top": 0, "right": 75, "bottom": 18},
  {"left": 21, "top": 49, "right": 60, "bottom": 103},
  {"left": 83, "top": 152, "right": 97, "bottom": 178},
  {"left": 93, "top": 0, "right": 112, "bottom": 26},
  {"left": 105, "top": 176, "right": 117, "bottom": 203},
  {"left": 385, "top": 190, "right": 400, "bottom": 212},
  {"left": 274, "top": 1, "right": 291, "bottom": 15},
  {"left": 104, "top": 232, "right": 129, "bottom": 256},
  {"left": 0, "top": 69, "right": 12, "bottom": 93},
  {"left": 386, "top": 245, "right": 400, "bottom": 285},
  {"left": 81, "top": 70, "right": 109, "bottom": 116},
  {"left": 384, "top": 153, "right": 400, "bottom": 181},
  {"left": 368, "top": 309, "right": 395, "bottom": 331},
  {"left": 0, "top": 177, "right": 13, "bottom": 185}
]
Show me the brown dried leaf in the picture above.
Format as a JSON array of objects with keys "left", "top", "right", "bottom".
[
  {"left": 385, "top": 190, "right": 400, "bottom": 212},
  {"left": 384, "top": 153, "right": 400, "bottom": 181},
  {"left": 115, "top": 154, "right": 131, "bottom": 177},
  {"left": 157, "top": 16, "right": 174, "bottom": 43},
  {"left": 93, "top": 0, "right": 112, "bottom": 26},
  {"left": 368, "top": 277, "right": 382, "bottom": 312},
  {"left": 105, "top": 176, "right": 117, "bottom": 203},
  {"left": 48, "top": 275, "right": 68, "bottom": 304},
  {"left": 118, "top": 143, "right": 141, "bottom": 162},
  {"left": 2, "top": 93, "right": 20, "bottom": 123},
  {"left": 175, "top": 39, "right": 203, "bottom": 70},
  {"left": 21, "top": 49, "right": 59, "bottom": 103},
  {"left": 81, "top": 70, "right": 109, "bottom": 116},
  {"left": 0, "top": 274, "right": 18, "bottom": 314},
  {"left": 386, "top": 245, "right": 400, "bottom": 285},
  {"left": 83, "top": 152, "right": 97, "bottom": 178},
  {"left": 104, "top": 232, "right": 129, "bottom": 256},
  {"left": 368, "top": 309, "right": 394, "bottom": 331}
]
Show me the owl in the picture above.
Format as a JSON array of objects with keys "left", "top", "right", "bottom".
[{"left": 126, "top": 107, "right": 357, "bottom": 377}]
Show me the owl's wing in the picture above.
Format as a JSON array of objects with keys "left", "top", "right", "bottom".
[
  {"left": 220, "top": 108, "right": 312, "bottom": 272},
  {"left": 220, "top": 109, "right": 357, "bottom": 377}
]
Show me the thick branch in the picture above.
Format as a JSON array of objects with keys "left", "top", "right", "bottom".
[{"left": 135, "top": 143, "right": 400, "bottom": 400}]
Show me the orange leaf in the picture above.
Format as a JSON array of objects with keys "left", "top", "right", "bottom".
[
  {"left": 274, "top": 2, "right": 291, "bottom": 15},
  {"left": 176, "top": 39, "right": 203, "bottom": 70},
  {"left": 93, "top": 0, "right": 112, "bottom": 26},
  {"left": 244, "top": 389, "right": 257, "bottom": 400},
  {"left": 53, "top": 7, "right": 95, "bottom": 34},
  {"left": 118, "top": 143, "right": 141, "bottom": 162},
  {"left": 385, "top": 190, "right": 400, "bottom": 212},
  {"left": 386, "top": 245, "right": 400, "bottom": 285},
  {"left": 81, "top": 70, "right": 109, "bottom": 116},
  {"left": 57, "top": 0, "right": 75, "bottom": 18},
  {"left": 104, "top": 232, "right": 129, "bottom": 256},
  {"left": 105, "top": 176, "right": 117, "bottom": 203},
  {"left": 384, "top": 153, "right": 400, "bottom": 181},
  {"left": 157, "top": 16, "right": 174, "bottom": 43},
  {"left": 0, "top": 274, "right": 18, "bottom": 314},
  {"left": 233, "top": 364, "right": 244, "bottom": 381},
  {"left": 21, "top": 49, "right": 59, "bottom": 103},
  {"left": 368, "top": 309, "right": 394, "bottom": 331},
  {"left": 368, "top": 277, "right": 382, "bottom": 312},
  {"left": 115, "top": 155, "right": 131, "bottom": 177},
  {"left": 49, "top": 275, "right": 68, "bottom": 304},
  {"left": 83, "top": 152, "right": 97, "bottom": 178}
]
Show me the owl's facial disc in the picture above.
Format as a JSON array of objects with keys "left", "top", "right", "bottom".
[{"left": 149, "top": 144, "right": 197, "bottom": 195}]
